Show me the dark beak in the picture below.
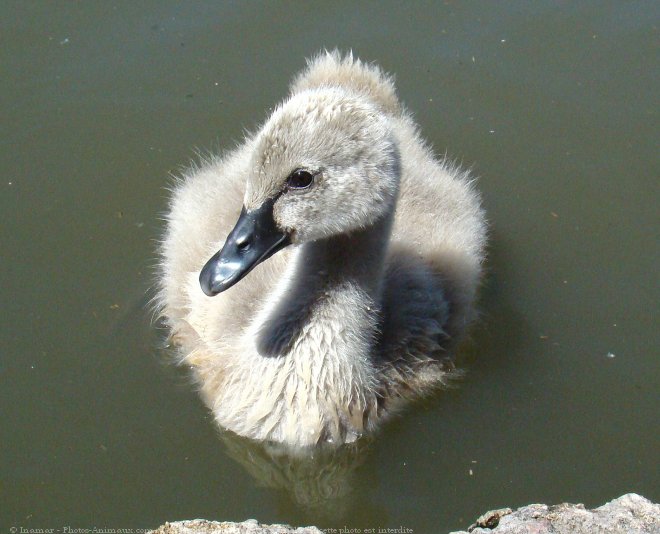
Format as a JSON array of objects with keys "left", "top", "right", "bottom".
[{"left": 199, "top": 198, "right": 291, "bottom": 296}]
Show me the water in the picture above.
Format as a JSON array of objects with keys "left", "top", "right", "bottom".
[{"left": 2, "top": 1, "right": 658, "bottom": 532}]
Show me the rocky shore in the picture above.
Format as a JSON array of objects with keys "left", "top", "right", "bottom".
[
  {"left": 450, "top": 493, "right": 659, "bottom": 533},
  {"left": 150, "top": 493, "right": 659, "bottom": 534}
]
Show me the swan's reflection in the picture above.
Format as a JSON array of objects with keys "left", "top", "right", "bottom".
[{"left": 218, "top": 430, "right": 373, "bottom": 515}]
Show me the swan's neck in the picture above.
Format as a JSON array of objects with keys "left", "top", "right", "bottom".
[
  {"left": 234, "top": 213, "right": 394, "bottom": 444},
  {"left": 300, "top": 213, "right": 393, "bottom": 300},
  {"left": 255, "top": 212, "right": 393, "bottom": 359}
]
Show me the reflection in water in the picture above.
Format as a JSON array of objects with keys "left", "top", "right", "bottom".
[{"left": 219, "top": 430, "right": 372, "bottom": 517}]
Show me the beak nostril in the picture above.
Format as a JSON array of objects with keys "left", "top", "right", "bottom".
[{"left": 236, "top": 235, "right": 251, "bottom": 251}]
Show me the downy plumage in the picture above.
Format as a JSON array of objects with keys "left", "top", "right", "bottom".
[{"left": 158, "top": 51, "right": 487, "bottom": 448}]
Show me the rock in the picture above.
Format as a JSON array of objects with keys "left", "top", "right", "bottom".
[
  {"left": 149, "top": 518, "right": 323, "bottom": 534},
  {"left": 149, "top": 494, "right": 660, "bottom": 534},
  {"left": 450, "top": 493, "right": 660, "bottom": 534}
]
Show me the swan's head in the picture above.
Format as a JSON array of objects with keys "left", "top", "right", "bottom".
[{"left": 200, "top": 88, "right": 400, "bottom": 296}]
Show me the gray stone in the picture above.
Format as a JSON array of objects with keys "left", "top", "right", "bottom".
[
  {"left": 149, "top": 518, "right": 323, "bottom": 534},
  {"left": 149, "top": 494, "right": 660, "bottom": 534},
  {"left": 450, "top": 493, "right": 660, "bottom": 534}
]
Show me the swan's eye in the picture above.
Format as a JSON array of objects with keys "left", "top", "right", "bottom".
[{"left": 286, "top": 169, "right": 314, "bottom": 190}]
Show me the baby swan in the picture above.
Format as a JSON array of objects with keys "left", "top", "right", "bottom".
[{"left": 158, "top": 52, "right": 487, "bottom": 448}]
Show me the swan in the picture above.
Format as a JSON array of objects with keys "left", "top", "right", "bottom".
[{"left": 158, "top": 51, "right": 487, "bottom": 448}]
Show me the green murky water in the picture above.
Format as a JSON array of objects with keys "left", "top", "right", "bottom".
[{"left": 2, "top": 2, "right": 658, "bottom": 532}]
